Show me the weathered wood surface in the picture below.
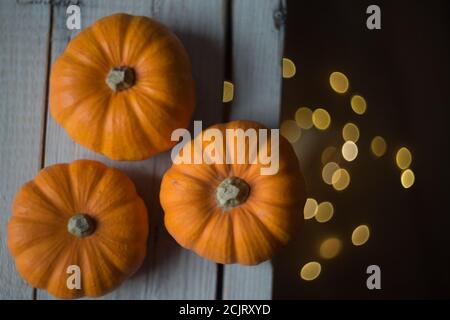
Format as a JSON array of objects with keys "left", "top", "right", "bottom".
[
  {"left": 223, "top": 0, "right": 286, "bottom": 300},
  {"left": 0, "top": 0, "right": 51, "bottom": 299},
  {"left": 39, "top": 0, "right": 225, "bottom": 300},
  {"left": 0, "top": 0, "right": 285, "bottom": 300}
]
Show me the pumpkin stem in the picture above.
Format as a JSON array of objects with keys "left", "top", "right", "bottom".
[
  {"left": 67, "top": 214, "right": 96, "bottom": 237},
  {"left": 216, "top": 177, "right": 250, "bottom": 209},
  {"left": 106, "top": 66, "right": 135, "bottom": 92}
]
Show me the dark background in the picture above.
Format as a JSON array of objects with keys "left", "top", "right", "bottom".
[{"left": 273, "top": 0, "right": 450, "bottom": 299}]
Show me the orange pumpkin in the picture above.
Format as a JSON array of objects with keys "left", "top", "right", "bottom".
[
  {"left": 160, "top": 120, "right": 306, "bottom": 265},
  {"left": 8, "top": 160, "right": 148, "bottom": 298},
  {"left": 50, "top": 13, "right": 195, "bottom": 160}
]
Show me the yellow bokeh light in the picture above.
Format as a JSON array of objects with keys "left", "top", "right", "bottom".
[
  {"left": 282, "top": 58, "right": 296, "bottom": 78},
  {"left": 342, "top": 123, "right": 360, "bottom": 142},
  {"left": 351, "top": 95, "right": 367, "bottom": 115},
  {"left": 342, "top": 141, "right": 358, "bottom": 162},
  {"left": 295, "top": 107, "right": 313, "bottom": 129},
  {"left": 223, "top": 81, "right": 234, "bottom": 103},
  {"left": 320, "top": 238, "right": 342, "bottom": 259},
  {"left": 329, "top": 71, "right": 349, "bottom": 94},
  {"left": 322, "top": 162, "right": 340, "bottom": 185},
  {"left": 321, "top": 146, "right": 339, "bottom": 164},
  {"left": 371, "top": 136, "right": 387, "bottom": 157},
  {"left": 315, "top": 201, "right": 334, "bottom": 223},
  {"left": 396, "top": 147, "right": 412, "bottom": 170},
  {"left": 312, "top": 108, "right": 331, "bottom": 130},
  {"left": 300, "top": 262, "right": 321, "bottom": 281},
  {"left": 280, "top": 120, "right": 301, "bottom": 143},
  {"left": 332, "top": 168, "right": 350, "bottom": 191},
  {"left": 304, "top": 198, "right": 318, "bottom": 219},
  {"left": 401, "top": 169, "right": 415, "bottom": 189},
  {"left": 351, "top": 225, "right": 370, "bottom": 246}
]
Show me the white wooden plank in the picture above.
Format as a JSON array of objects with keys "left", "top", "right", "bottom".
[
  {"left": 38, "top": 0, "right": 225, "bottom": 299},
  {"left": 223, "top": 0, "right": 287, "bottom": 300},
  {"left": 0, "top": 0, "right": 51, "bottom": 299},
  {"left": 226, "top": 0, "right": 286, "bottom": 129}
]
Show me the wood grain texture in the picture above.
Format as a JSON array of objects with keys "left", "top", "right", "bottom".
[
  {"left": 223, "top": 0, "right": 287, "bottom": 300},
  {"left": 0, "top": 0, "right": 51, "bottom": 299},
  {"left": 37, "top": 0, "right": 226, "bottom": 299},
  {"left": 226, "top": 0, "right": 286, "bottom": 129}
]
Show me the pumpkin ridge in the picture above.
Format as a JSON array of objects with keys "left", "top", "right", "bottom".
[
  {"left": 94, "top": 199, "right": 142, "bottom": 223},
  {"left": 31, "top": 174, "right": 75, "bottom": 218},
  {"left": 93, "top": 93, "right": 114, "bottom": 156},
  {"left": 8, "top": 219, "right": 66, "bottom": 256},
  {"left": 13, "top": 183, "right": 68, "bottom": 221},
  {"left": 62, "top": 47, "right": 109, "bottom": 73},
  {"left": 134, "top": 83, "right": 189, "bottom": 114},
  {"left": 164, "top": 200, "right": 218, "bottom": 249},
  {"left": 103, "top": 94, "right": 154, "bottom": 160},
  {"left": 101, "top": 96, "right": 147, "bottom": 158},
  {"left": 239, "top": 204, "right": 285, "bottom": 245},
  {"left": 122, "top": 93, "right": 159, "bottom": 152},
  {"left": 90, "top": 17, "right": 124, "bottom": 66},
  {"left": 67, "top": 25, "right": 113, "bottom": 67},
  {"left": 84, "top": 166, "right": 138, "bottom": 214},
  {"left": 17, "top": 234, "right": 70, "bottom": 290},
  {"left": 95, "top": 238, "right": 140, "bottom": 274},
  {"left": 82, "top": 238, "right": 125, "bottom": 296},
  {"left": 68, "top": 160, "right": 109, "bottom": 210},
  {"left": 53, "top": 94, "right": 111, "bottom": 149},
  {"left": 130, "top": 89, "right": 188, "bottom": 141},
  {"left": 129, "top": 92, "right": 171, "bottom": 145},
  {"left": 95, "top": 226, "right": 148, "bottom": 251},
  {"left": 121, "top": 16, "right": 153, "bottom": 61},
  {"left": 98, "top": 235, "right": 146, "bottom": 275},
  {"left": 124, "top": 19, "right": 168, "bottom": 64},
  {"left": 205, "top": 211, "right": 236, "bottom": 263},
  {"left": 225, "top": 213, "right": 237, "bottom": 263},
  {"left": 98, "top": 94, "right": 121, "bottom": 158},
  {"left": 95, "top": 195, "right": 139, "bottom": 216},
  {"left": 133, "top": 29, "right": 181, "bottom": 68},
  {"left": 245, "top": 201, "right": 298, "bottom": 243},
  {"left": 171, "top": 168, "right": 219, "bottom": 189},
  {"left": 77, "top": 162, "right": 121, "bottom": 213},
  {"left": 55, "top": 52, "right": 109, "bottom": 83},
  {"left": 78, "top": 238, "right": 104, "bottom": 297},
  {"left": 164, "top": 197, "right": 215, "bottom": 212},
  {"left": 82, "top": 240, "right": 124, "bottom": 297},
  {"left": 190, "top": 209, "right": 225, "bottom": 257},
  {"left": 43, "top": 239, "right": 80, "bottom": 297},
  {"left": 61, "top": 164, "right": 84, "bottom": 215},
  {"left": 174, "top": 204, "right": 217, "bottom": 248},
  {"left": 231, "top": 207, "right": 276, "bottom": 265},
  {"left": 115, "top": 14, "right": 134, "bottom": 63}
]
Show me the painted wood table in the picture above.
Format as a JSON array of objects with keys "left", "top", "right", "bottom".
[{"left": 0, "top": 0, "right": 286, "bottom": 300}]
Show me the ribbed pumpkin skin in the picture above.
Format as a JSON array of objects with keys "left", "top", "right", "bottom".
[
  {"left": 49, "top": 13, "right": 195, "bottom": 160},
  {"left": 160, "top": 120, "right": 306, "bottom": 265},
  {"left": 8, "top": 160, "right": 148, "bottom": 299}
]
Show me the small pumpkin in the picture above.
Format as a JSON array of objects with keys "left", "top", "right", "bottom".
[
  {"left": 8, "top": 160, "right": 148, "bottom": 298},
  {"left": 50, "top": 13, "right": 195, "bottom": 160},
  {"left": 160, "top": 120, "right": 306, "bottom": 265}
]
